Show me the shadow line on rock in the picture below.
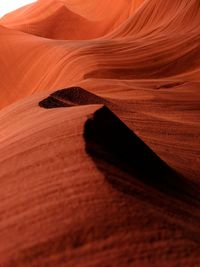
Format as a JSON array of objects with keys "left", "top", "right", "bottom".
[
  {"left": 83, "top": 106, "right": 200, "bottom": 241},
  {"left": 84, "top": 106, "right": 198, "bottom": 201},
  {"left": 38, "top": 90, "right": 200, "bottom": 242},
  {"left": 39, "top": 87, "right": 109, "bottom": 109}
]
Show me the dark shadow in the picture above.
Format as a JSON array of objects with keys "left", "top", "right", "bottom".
[
  {"left": 38, "top": 89, "right": 200, "bottom": 242},
  {"left": 39, "top": 87, "right": 108, "bottom": 109},
  {"left": 156, "top": 81, "right": 186, "bottom": 89},
  {"left": 84, "top": 106, "right": 200, "bottom": 208}
]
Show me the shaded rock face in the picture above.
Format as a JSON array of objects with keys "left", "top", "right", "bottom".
[
  {"left": 39, "top": 87, "right": 107, "bottom": 108},
  {"left": 40, "top": 86, "right": 200, "bottom": 205},
  {"left": 83, "top": 106, "right": 200, "bottom": 234},
  {"left": 0, "top": 0, "right": 200, "bottom": 266}
]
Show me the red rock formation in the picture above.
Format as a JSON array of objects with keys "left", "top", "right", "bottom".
[{"left": 0, "top": 0, "right": 200, "bottom": 266}]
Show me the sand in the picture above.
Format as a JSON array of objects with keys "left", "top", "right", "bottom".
[{"left": 0, "top": 0, "right": 200, "bottom": 266}]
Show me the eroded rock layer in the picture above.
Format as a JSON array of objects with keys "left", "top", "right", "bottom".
[{"left": 0, "top": 1, "right": 200, "bottom": 266}]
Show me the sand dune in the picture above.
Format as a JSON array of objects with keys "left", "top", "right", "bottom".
[{"left": 0, "top": 0, "right": 200, "bottom": 266}]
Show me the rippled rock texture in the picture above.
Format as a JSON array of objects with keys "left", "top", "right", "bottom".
[{"left": 0, "top": 1, "right": 200, "bottom": 266}]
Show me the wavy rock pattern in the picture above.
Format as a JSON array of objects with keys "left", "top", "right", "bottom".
[{"left": 0, "top": 0, "right": 200, "bottom": 266}]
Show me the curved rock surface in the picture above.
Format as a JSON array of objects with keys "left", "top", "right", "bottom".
[{"left": 0, "top": 0, "right": 200, "bottom": 266}]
